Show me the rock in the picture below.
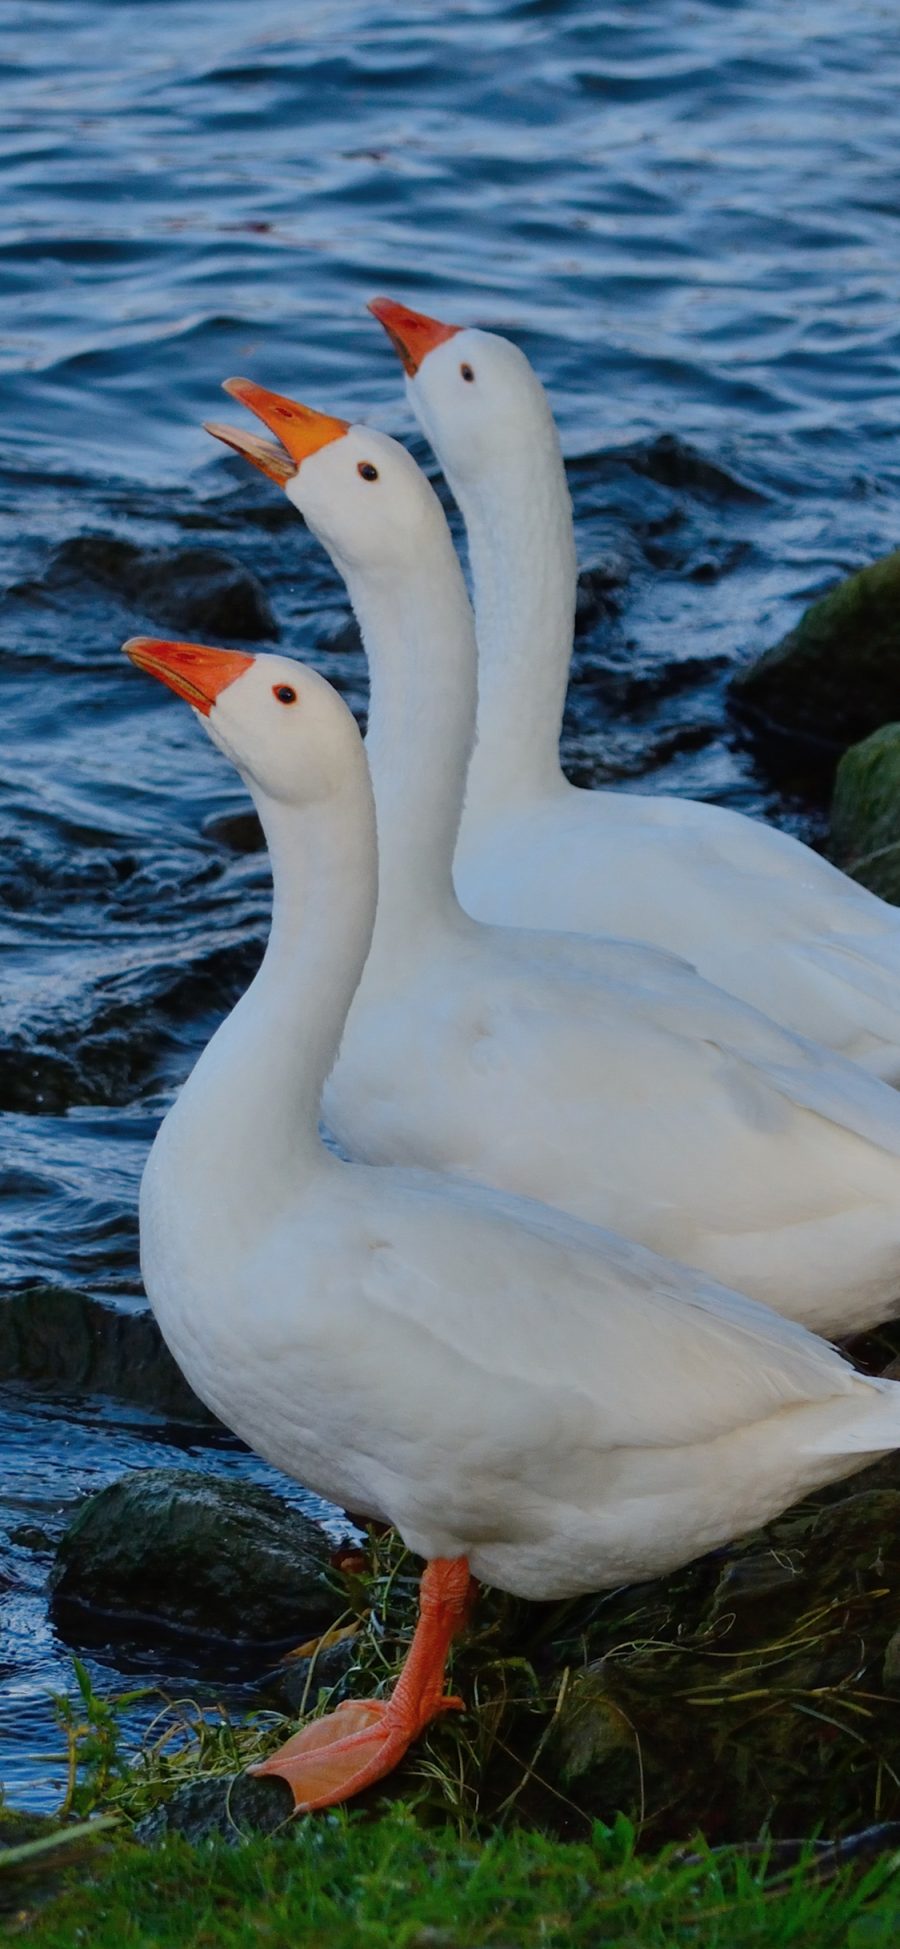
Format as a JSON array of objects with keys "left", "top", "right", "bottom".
[
  {"left": 135, "top": 1772, "right": 293, "bottom": 1845},
  {"left": 317, "top": 611, "right": 363, "bottom": 657},
  {"left": 12, "top": 535, "right": 277, "bottom": 641},
  {"left": 0, "top": 930, "right": 263, "bottom": 1115},
  {"left": 549, "top": 1671, "right": 633, "bottom": 1782},
  {"left": 616, "top": 432, "right": 764, "bottom": 504},
  {"left": 829, "top": 724, "right": 900, "bottom": 904},
  {"left": 0, "top": 1286, "right": 212, "bottom": 1422},
  {"left": 271, "top": 1631, "right": 359, "bottom": 1715},
  {"left": 574, "top": 529, "right": 639, "bottom": 631},
  {"left": 883, "top": 1626, "right": 900, "bottom": 1694},
  {"left": 202, "top": 808, "right": 265, "bottom": 854},
  {"left": 51, "top": 1470, "right": 342, "bottom": 1648},
  {"left": 546, "top": 1490, "right": 900, "bottom": 1844},
  {"left": 8, "top": 1525, "right": 53, "bottom": 1552},
  {"left": 732, "top": 549, "right": 900, "bottom": 749}
]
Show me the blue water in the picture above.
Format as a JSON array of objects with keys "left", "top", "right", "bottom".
[{"left": 4, "top": 0, "right": 900, "bottom": 1809}]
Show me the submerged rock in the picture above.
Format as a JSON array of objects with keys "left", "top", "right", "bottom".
[
  {"left": 12, "top": 535, "right": 277, "bottom": 640},
  {"left": 0, "top": 1286, "right": 211, "bottom": 1421},
  {"left": 616, "top": 431, "right": 764, "bottom": 505},
  {"left": 51, "top": 1470, "right": 341, "bottom": 1648},
  {"left": 732, "top": 549, "right": 900, "bottom": 749},
  {"left": 829, "top": 724, "right": 900, "bottom": 904},
  {"left": 202, "top": 808, "right": 265, "bottom": 854}
]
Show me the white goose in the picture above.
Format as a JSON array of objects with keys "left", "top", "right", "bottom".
[
  {"left": 126, "top": 631, "right": 900, "bottom": 1814},
  {"left": 369, "top": 297, "right": 900, "bottom": 1087},
  {"left": 204, "top": 381, "right": 900, "bottom": 1335}
]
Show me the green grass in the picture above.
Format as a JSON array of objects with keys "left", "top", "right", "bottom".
[
  {"left": 12, "top": 1500, "right": 900, "bottom": 1944},
  {"left": 6, "top": 1809, "right": 900, "bottom": 1949}
]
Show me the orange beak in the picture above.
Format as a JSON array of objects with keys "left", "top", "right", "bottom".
[
  {"left": 123, "top": 637, "right": 254, "bottom": 715},
  {"left": 205, "top": 378, "right": 350, "bottom": 485},
  {"left": 368, "top": 297, "right": 460, "bottom": 377}
]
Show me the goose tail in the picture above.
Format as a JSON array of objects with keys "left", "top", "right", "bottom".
[{"left": 805, "top": 1375, "right": 900, "bottom": 1457}]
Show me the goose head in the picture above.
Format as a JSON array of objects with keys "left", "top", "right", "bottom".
[
  {"left": 205, "top": 379, "right": 449, "bottom": 576},
  {"left": 368, "top": 296, "right": 553, "bottom": 489},
  {"left": 123, "top": 637, "right": 359, "bottom": 807}
]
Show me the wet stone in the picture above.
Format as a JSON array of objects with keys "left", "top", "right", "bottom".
[
  {"left": 829, "top": 723, "right": 900, "bottom": 905},
  {"left": 135, "top": 1771, "right": 294, "bottom": 1845},
  {"left": 617, "top": 432, "right": 765, "bottom": 505},
  {"left": 8, "top": 1525, "right": 54, "bottom": 1552},
  {"left": 316, "top": 610, "right": 363, "bottom": 657},
  {"left": 202, "top": 808, "right": 266, "bottom": 854},
  {"left": 732, "top": 548, "right": 900, "bottom": 749},
  {"left": 0, "top": 931, "right": 264, "bottom": 1115},
  {"left": 51, "top": 1469, "right": 342, "bottom": 1648},
  {"left": 0, "top": 1286, "right": 212, "bottom": 1422},
  {"left": 11, "top": 535, "right": 278, "bottom": 641}
]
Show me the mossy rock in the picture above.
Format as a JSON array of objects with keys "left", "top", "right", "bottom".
[
  {"left": 51, "top": 1469, "right": 342, "bottom": 1648},
  {"left": 830, "top": 723, "right": 900, "bottom": 903},
  {"left": 732, "top": 549, "right": 900, "bottom": 748},
  {"left": 547, "top": 1490, "right": 900, "bottom": 1844}
]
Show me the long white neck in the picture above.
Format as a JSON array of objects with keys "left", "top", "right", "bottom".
[
  {"left": 338, "top": 524, "right": 477, "bottom": 956},
  {"left": 150, "top": 760, "right": 378, "bottom": 1219},
  {"left": 446, "top": 430, "right": 576, "bottom": 817}
]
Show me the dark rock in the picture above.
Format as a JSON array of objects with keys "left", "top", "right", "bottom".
[
  {"left": 883, "top": 1626, "right": 900, "bottom": 1694},
  {"left": 12, "top": 535, "right": 277, "bottom": 641},
  {"left": 0, "top": 1810, "right": 118, "bottom": 1915},
  {"left": 732, "top": 549, "right": 900, "bottom": 749},
  {"left": 617, "top": 432, "right": 764, "bottom": 504},
  {"left": 8, "top": 1525, "right": 54, "bottom": 1552},
  {"left": 316, "top": 611, "right": 363, "bottom": 657},
  {"left": 271, "top": 1631, "right": 359, "bottom": 1715},
  {"left": 0, "top": 931, "right": 263, "bottom": 1115},
  {"left": 547, "top": 1490, "right": 900, "bottom": 1844},
  {"left": 135, "top": 1771, "right": 293, "bottom": 1845},
  {"left": 0, "top": 1046, "right": 85, "bottom": 1115},
  {"left": 829, "top": 724, "right": 900, "bottom": 904},
  {"left": 574, "top": 551, "right": 633, "bottom": 638},
  {"left": 202, "top": 808, "right": 265, "bottom": 854},
  {"left": 51, "top": 1469, "right": 341, "bottom": 1648},
  {"left": 0, "top": 1286, "right": 212, "bottom": 1422}
]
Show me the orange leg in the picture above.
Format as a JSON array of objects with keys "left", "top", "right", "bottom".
[{"left": 249, "top": 1556, "right": 476, "bottom": 1812}]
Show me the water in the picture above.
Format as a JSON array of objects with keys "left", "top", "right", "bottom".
[{"left": 3, "top": 0, "right": 900, "bottom": 1810}]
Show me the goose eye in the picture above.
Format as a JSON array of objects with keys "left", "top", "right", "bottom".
[
  {"left": 460, "top": 363, "right": 475, "bottom": 382},
  {"left": 273, "top": 683, "right": 297, "bottom": 705},
  {"left": 357, "top": 461, "right": 379, "bottom": 481}
]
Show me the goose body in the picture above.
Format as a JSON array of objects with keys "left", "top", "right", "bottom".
[
  {"left": 370, "top": 298, "right": 900, "bottom": 1087},
  {"left": 129, "top": 632, "right": 900, "bottom": 1808},
  {"left": 208, "top": 384, "right": 900, "bottom": 1337}
]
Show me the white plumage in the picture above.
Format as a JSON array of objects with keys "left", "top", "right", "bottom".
[
  {"left": 378, "top": 302, "right": 900, "bottom": 1085},
  {"left": 131, "top": 640, "right": 900, "bottom": 1605},
  {"left": 206, "top": 387, "right": 900, "bottom": 1335}
]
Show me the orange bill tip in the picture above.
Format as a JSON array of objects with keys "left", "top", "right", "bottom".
[
  {"left": 123, "top": 636, "right": 254, "bottom": 715},
  {"left": 367, "top": 297, "right": 460, "bottom": 376},
  {"left": 205, "top": 378, "right": 350, "bottom": 484},
  {"left": 203, "top": 419, "right": 298, "bottom": 485}
]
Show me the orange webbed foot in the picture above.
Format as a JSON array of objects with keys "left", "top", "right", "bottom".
[
  {"left": 249, "top": 1691, "right": 462, "bottom": 1811},
  {"left": 249, "top": 1556, "right": 473, "bottom": 1813}
]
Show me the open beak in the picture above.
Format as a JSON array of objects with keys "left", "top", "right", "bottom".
[
  {"left": 205, "top": 378, "right": 350, "bottom": 485},
  {"left": 123, "top": 636, "right": 254, "bottom": 715},
  {"left": 367, "top": 297, "right": 460, "bottom": 376}
]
